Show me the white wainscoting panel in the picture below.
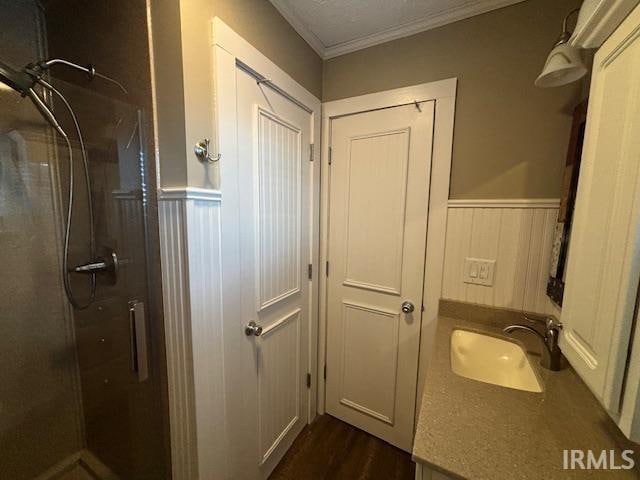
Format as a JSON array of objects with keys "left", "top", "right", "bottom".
[
  {"left": 158, "top": 188, "right": 226, "bottom": 480},
  {"left": 442, "top": 199, "right": 559, "bottom": 314}
]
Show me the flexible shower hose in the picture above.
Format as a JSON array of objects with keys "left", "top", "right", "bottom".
[{"left": 40, "top": 79, "right": 96, "bottom": 309}]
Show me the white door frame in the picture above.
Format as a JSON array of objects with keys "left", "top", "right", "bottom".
[
  {"left": 318, "top": 80, "right": 457, "bottom": 414},
  {"left": 211, "top": 13, "right": 321, "bottom": 437}
]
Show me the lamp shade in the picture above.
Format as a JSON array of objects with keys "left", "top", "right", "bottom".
[{"left": 535, "top": 42, "right": 587, "bottom": 87}]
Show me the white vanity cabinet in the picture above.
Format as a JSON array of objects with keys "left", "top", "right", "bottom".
[{"left": 560, "top": 1, "right": 640, "bottom": 442}]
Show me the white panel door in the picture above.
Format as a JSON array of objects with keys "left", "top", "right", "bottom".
[
  {"left": 236, "top": 66, "right": 311, "bottom": 478},
  {"left": 326, "top": 102, "right": 434, "bottom": 451},
  {"left": 560, "top": 3, "right": 640, "bottom": 414}
]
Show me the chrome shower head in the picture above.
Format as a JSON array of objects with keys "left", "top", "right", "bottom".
[
  {"left": 33, "top": 59, "right": 128, "bottom": 95},
  {"left": 0, "top": 59, "right": 37, "bottom": 94},
  {"left": 0, "top": 57, "right": 128, "bottom": 96},
  {"left": 1, "top": 55, "right": 128, "bottom": 309},
  {"left": 0, "top": 60, "right": 65, "bottom": 135},
  {"left": 1, "top": 56, "right": 129, "bottom": 137}
]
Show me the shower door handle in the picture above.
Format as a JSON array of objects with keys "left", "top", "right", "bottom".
[{"left": 129, "top": 300, "right": 149, "bottom": 382}]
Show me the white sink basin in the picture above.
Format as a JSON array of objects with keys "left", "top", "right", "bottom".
[{"left": 450, "top": 329, "right": 543, "bottom": 393}]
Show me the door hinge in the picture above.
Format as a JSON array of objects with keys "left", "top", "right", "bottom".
[
  {"left": 306, "top": 372, "right": 311, "bottom": 389},
  {"left": 325, "top": 261, "right": 329, "bottom": 277},
  {"left": 323, "top": 364, "right": 327, "bottom": 380},
  {"left": 328, "top": 146, "right": 332, "bottom": 165},
  {"left": 308, "top": 263, "right": 313, "bottom": 280},
  {"left": 309, "top": 143, "right": 314, "bottom": 162}
]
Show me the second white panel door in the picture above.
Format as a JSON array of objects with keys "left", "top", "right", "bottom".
[{"left": 326, "top": 102, "right": 434, "bottom": 451}]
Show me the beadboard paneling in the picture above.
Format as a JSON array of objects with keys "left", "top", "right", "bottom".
[
  {"left": 158, "top": 188, "right": 226, "bottom": 480},
  {"left": 158, "top": 197, "right": 197, "bottom": 480},
  {"left": 257, "top": 109, "right": 302, "bottom": 310},
  {"left": 442, "top": 200, "right": 559, "bottom": 314}
]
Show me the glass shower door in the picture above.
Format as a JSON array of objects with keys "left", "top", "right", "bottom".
[
  {"left": 1, "top": 1, "right": 170, "bottom": 478},
  {"left": 0, "top": 90, "right": 86, "bottom": 480},
  {"left": 0, "top": 78, "right": 170, "bottom": 480}
]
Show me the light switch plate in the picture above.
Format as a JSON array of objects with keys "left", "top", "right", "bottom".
[{"left": 463, "top": 258, "right": 496, "bottom": 286}]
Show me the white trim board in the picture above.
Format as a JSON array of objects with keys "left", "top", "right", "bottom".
[
  {"left": 319, "top": 79, "right": 457, "bottom": 416},
  {"left": 448, "top": 198, "right": 560, "bottom": 209},
  {"left": 213, "top": 17, "right": 321, "bottom": 112},
  {"left": 323, "top": 79, "right": 456, "bottom": 117},
  {"left": 33, "top": 449, "right": 118, "bottom": 480},
  {"left": 270, "top": 0, "right": 526, "bottom": 59},
  {"left": 160, "top": 187, "right": 222, "bottom": 202}
]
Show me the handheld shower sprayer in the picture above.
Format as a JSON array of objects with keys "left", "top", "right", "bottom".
[
  {"left": 1, "top": 57, "right": 126, "bottom": 309},
  {"left": 0, "top": 58, "right": 127, "bottom": 95}
]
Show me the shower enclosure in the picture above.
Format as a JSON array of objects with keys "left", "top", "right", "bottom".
[{"left": 1, "top": 1, "right": 170, "bottom": 478}]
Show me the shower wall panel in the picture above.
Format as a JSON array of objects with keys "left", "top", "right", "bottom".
[{"left": 0, "top": 1, "right": 84, "bottom": 478}]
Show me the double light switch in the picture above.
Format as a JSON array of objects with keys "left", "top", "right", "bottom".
[{"left": 463, "top": 258, "right": 496, "bottom": 286}]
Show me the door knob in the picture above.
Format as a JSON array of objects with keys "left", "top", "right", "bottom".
[
  {"left": 245, "top": 321, "right": 263, "bottom": 337},
  {"left": 401, "top": 301, "right": 415, "bottom": 313}
]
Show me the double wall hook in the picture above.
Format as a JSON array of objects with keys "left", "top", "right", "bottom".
[{"left": 194, "top": 138, "right": 221, "bottom": 163}]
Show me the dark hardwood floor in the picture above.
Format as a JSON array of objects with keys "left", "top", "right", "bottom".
[{"left": 269, "top": 414, "right": 415, "bottom": 480}]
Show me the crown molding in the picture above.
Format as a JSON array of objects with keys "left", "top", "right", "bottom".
[
  {"left": 270, "top": 0, "right": 326, "bottom": 57},
  {"left": 271, "top": 0, "right": 526, "bottom": 60}
]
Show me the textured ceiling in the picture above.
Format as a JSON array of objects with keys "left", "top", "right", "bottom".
[{"left": 270, "top": 0, "right": 527, "bottom": 58}]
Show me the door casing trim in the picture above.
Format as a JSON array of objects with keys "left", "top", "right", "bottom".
[{"left": 319, "top": 79, "right": 457, "bottom": 416}]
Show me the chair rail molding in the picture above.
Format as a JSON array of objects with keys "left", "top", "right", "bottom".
[
  {"left": 158, "top": 187, "right": 227, "bottom": 480},
  {"left": 448, "top": 198, "right": 560, "bottom": 209}
]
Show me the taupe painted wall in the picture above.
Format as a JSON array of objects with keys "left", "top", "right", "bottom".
[
  {"left": 196, "top": 0, "right": 323, "bottom": 98},
  {"left": 323, "top": 0, "right": 583, "bottom": 199},
  {"left": 151, "top": 0, "right": 323, "bottom": 188}
]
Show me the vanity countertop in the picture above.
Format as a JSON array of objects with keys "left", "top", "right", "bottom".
[{"left": 412, "top": 313, "right": 640, "bottom": 479}]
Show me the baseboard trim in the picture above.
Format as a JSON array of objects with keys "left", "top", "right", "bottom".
[{"left": 32, "top": 449, "right": 119, "bottom": 480}]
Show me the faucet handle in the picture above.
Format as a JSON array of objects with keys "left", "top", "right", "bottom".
[{"left": 545, "top": 316, "right": 563, "bottom": 331}]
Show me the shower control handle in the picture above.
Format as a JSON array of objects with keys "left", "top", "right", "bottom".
[
  {"left": 401, "top": 301, "right": 415, "bottom": 313},
  {"left": 73, "top": 260, "right": 108, "bottom": 273},
  {"left": 71, "top": 249, "right": 119, "bottom": 285}
]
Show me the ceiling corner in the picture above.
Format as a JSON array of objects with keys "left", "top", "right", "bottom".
[{"left": 270, "top": 0, "right": 328, "bottom": 59}]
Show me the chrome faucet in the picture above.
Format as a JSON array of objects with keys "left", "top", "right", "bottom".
[{"left": 503, "top": 316, "right": 563, "bottom": 371}]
